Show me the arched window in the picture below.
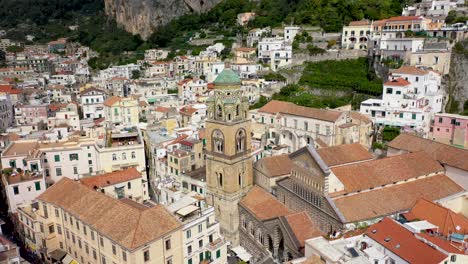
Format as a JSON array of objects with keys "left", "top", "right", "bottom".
[
  {"left": 236, "top": 105, "right": 240, "bottom": 116},
  {"left": 238, "top": 173, "right": 242, "bottom": 187},
  {"left": 131, "top": 151, "right": 136, "bottom": 159},
  {"left": 122, "top": 152, "right": 127, "bottom": 160},
  {"left": 218, "top": 172, "right": 223, "bottom": 187},
  {"left": 216, "top": 105, "right": 223, "bottom": 119},
  {"left": 236, "top": 129, "right": 246, "bottom": 153},
  {"left": 212, "top": 130, "right": 224, "bottom": 153},
  {"left": 112, "top": 154, "right": 117, "bottom": 161}
]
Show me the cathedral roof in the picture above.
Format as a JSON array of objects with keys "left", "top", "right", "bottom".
[{"left": 214, "top": 69, "right": 241, "bottom": 87}]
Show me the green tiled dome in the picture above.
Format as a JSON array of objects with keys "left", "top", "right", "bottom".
[{"left": 214, "top": 69, "right": 241, "bottom": 86}]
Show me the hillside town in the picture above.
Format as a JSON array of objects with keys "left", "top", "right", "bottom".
[{"left": 0, "top": 0, "right": 467, "bottom": 264}]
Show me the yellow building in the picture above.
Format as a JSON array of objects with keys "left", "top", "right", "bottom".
[
  {"left": 205, "top": 69, "right": 254, "bottom": 245},
  {"left": 17, "top": 178, "right": 183, "bottom": 264},
  {"left": 104, "top": 96, "right": 140, "bottom": 127}
]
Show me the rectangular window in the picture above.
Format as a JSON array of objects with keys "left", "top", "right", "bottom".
[
  {"left": 56, "top": 168, "right": 62, "bottom": 176},
  {"left": 165, "top": 239, "right": 171, "bottom": 250},
  {"left": 54, "top": 155, "right": 60, "bottom": 162},
  {"left": 69, "top": 153, "right": 79, "bottom": 161},
  {"left": 93, "top": 249, "right": 97, "bottom": 260},
  {"left": 100, "top": 237, "right": 104, "bottom": 247},
  {"left": 216, "top": 249, "right": 221, "bottom": 258},
  {"left": 112, "top": 245, "right": 116, "bottom": 255},
  {"left": 91, "top": 231, "right": 95, "bottom": 240},
  {"left": 186, "top": 230, "right": 191, "bottom": 239},
  {"left": 198, "top": 224, "right": 202, "bottom": 233},
  {"left": 386, "top": 88, "right": 393, "bottom": 94},
  {"left": 73, "top": 167, "right": 78, "bottom": 174},
  {"left": 144, "top": 250, "right": 150, "bottom": 261},
  {"left": 101, "top": 256, "right": 106, "bottom": 264},
  {"left": 412, "top": 114, "right": 416, "bottom": 120},
  {"left": 49, "top": 225, "right": 54, "bottom": 233},
  {"left": 57, "top": 225, "right": 62, "bottom": 234},
  {"left": 13, "top": 186, "right": 19, "bottom": 195},
  {"left": 122, "top": 251, "right": 127, "bottom": 262},
  {"left": 399, "top": 113, "right": 403, "bottom": 118}
]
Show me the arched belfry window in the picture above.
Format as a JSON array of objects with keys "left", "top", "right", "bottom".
[
  {"left": 236, "top": 104, "right": 240, "bottom": 116},
  {"left": 236, "top": 129, "right": 246, "bottom": 153},
  {"left": 212, "top": 130, "right": 225, "bottom": 153},
  {"left": 217, "top": 104, "right": 223, "bottom": 119}
]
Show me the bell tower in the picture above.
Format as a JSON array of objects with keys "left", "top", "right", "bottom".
[{"left": 205, "top": 69, "right": 253, "bottom": 245}]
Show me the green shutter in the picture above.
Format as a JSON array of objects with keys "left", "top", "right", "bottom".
[
  {"left": 35, "top": 181, "right": 41, "bottom": 191},
  {"left": 216, "top": 249, "right": 221, "bottom": 258},
  {"left": 54, "top": 155, "right": 60, "bottom": 162},
  {"left": 199, "top": 253, "right": 203, "bottom": 261}
]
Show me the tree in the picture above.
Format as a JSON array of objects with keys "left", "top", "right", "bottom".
[
  {"left": 6, "top": 45, "right": 24, "bottom": 53},
  {"left": 131, "top": 70, "right": 141, "bottom": 80}
]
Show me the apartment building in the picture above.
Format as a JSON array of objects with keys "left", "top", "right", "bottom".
[
  {"left": 14, "top": 104, "right": 48, "bottom": 128},
  {"left": 144, "top": 49, "right": 169, "bottom": 61},
  {"left": 79, "top": 88, "right": 106, "bottom": 119},
  {"left": 16, "top": 178, "right": 183, "bottom": 264},
  {"left": 2, "top": 170, "right": 46, "bottom": 213},
  {"left": 258, "top": 37, "right": 292, "bottom": 71},
  {"left": 80, "top": 168, "right": 150, "bottom": 203},
  {"left": 360, "top": 66, "right": 443, "bottom": 136},
  {"left": 0, "top": 94, "right": 13, "bottom": 132},
  {"left": 177, "top": 78, "right": 208, "bottom": 101},
  {"left": 252, "top": 100, "right": 372, "bottom": 151},
  {"left": 341, "top": 20, "right": 372, "bottom": 50},
  {"left": 128, "top": 78, "right": 168, "bottom": 104},
  {"left": 430, "top": 113, "right": 468, "bottom": 148},
  {"left": 103, "top": 96, "right": 140, "bottom": 127},
  {"left": 167, "top": 196, "right": 227, "bottom": 264},
  {"left": 1, "top": 127, "right": 146, "bottom": 184}
]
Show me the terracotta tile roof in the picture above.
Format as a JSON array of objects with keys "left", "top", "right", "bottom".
[
  {"left": 331, "top": 152, "right": 443, "bottom": 193},
  {"left": 384, "top": 78, "right": 411, "bottom": 86},
  {"left": 235, "top": 47, "right": 256, "bottom": 52},
  {"left": 283, "top": 212, "right": 323, "bottom": 247},
  {"left": 80, "top": 87, "right": 104, "bottom": 95},
  {"left": 365, "top": 218, "right": 447, "bottom": 264},
  {"left": 179, "top": 106, "right": 197, "bottom": 115},
  {"left": 110, "top": 77, "right": 128, "bottom": 81},
  {"left": 0, "top": 85, "right": 22, "bottom": 94},
  {"left": 317, "top": 143, "right": 373, "bottom": 167},
  {"left": 314, "top": 138, "right": 328, "bottom": 148},
  {"left": 333, "top": 174, "right": 464, "bottom": 222},
  {"left": 80, "top": 168, "right": 141, "bottom": 188},
  {"left": 138, "top": 101, "right": 148, "bottom": 107},
  {"left": 349, "top": 20, "right": 371, "bottom": 26},
  {"left": 48, "top": 103, "right": 67, "bottom": 112},
  {"left": 103, "top": 96, "right": 122, "bottom": 107},
  {"left": 349, "top": 111, "right": 372, "bottom": 124},
  {"left": 388, "top": 134, "right": 468, "bottom": 172},
  {"left": 386, "top": 16, "right": 423, "bottom": 22},
  {"left": 416, "top": 233, "right": 466, "bottom": 255},
  {"left": 392, "top": 66, "right": 429, "bottom": 75},
  {"left": 38, "top": 178, "right": 181, "bottom": 250},
  {"left": 259, "top": 100, "right": 343, "bottom": 122},
  {"left": 169, "top": 134, "right": 189, "bottom": 146},
  {"left": 240, "top": 186, "right": 291, "bottom": 220},
  {"left": 402, "top": 199, "right": 468, "bottom": 237},
  {"left": 155, "top": 106, "right": 170, "bottom": 113},
  {"left": 254, "top": 154, "right": 293, "bottom": 178},
  {"left": 177, "top": 78, "right": 192, "bottom": 86}
]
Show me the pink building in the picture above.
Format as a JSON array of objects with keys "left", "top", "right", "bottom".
[
  {"left": 430, "top": 113, "right": 468, "bottom": 148},
  {"left": 14, "top": 104, "right": 49, "bottom": 127}
]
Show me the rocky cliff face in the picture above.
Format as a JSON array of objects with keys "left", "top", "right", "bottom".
[
  {"left": 447, "top": 44, "right": 468, "bottom": 113},
  {"left": 104, "top": 0, "right": 222, "bottom": 40}
]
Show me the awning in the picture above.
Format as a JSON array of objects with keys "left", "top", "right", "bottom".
[
  {"left": 176, "top": 205, "right": 199, "bottom": 216},
  {"left": 231, "top": 246, "right": 252, "bottom": 262}
]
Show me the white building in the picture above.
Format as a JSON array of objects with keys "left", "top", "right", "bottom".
[
  {"left": 0, "top": 94, "right": 13, "bottom": 132},
  {"left": 284, "top": 26, "right": 301, "bottom": 42},
  {"left": 80, "top": 167, "right": 150, "bottom": 203},
  {"left": 79, "top": 87, "right": 106, "bottom": 119},
  {"left": 103, "top": 96, "right": 140, "bottom": 127},
  {"left": 247, "top": 28, "right": 270, "bottom": 47},
  {"left": 128, "top": 77, "right": 168, "bottom": 104},
  {"left": 258, "top": 37, "right": 293, "bottom": 71},
  {"left": 360, "top": 66, "right": 443, "bottom": 136},
  {"left": 1, "top": 171, "right": 46, "bottom": 213},
  {"left": 167, "top": 194, "right": 228, "bottom": 264},
  {"left": 144, "top": 49, "right": 169, "bottom": 61}
]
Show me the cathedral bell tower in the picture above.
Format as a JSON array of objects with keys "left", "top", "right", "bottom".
[{"left": 205, "top": 69, "right": 253, "bottom": 245}]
